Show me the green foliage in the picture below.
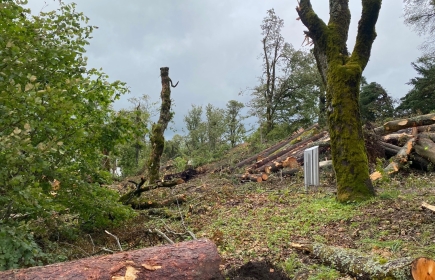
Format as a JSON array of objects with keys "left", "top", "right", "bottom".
[
  {"left": 225, "top": 100, "right": 246, "bottom": 147},
  {"left": 0, "top": 224, "right": 46, "bottom": 270},
  {"left": 359, "top": 80, "right": 395, "bottom": 124},
  {"left": 0, "top": 1, "right": 136, "bottom": 268},
  {"left": 397, "top": 55, "right": 435, "bottom": 115},
  {"left": 248, "top": 11, "right": 322, "bottom": 134}
]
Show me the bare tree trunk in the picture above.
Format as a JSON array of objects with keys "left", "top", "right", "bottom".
[{"left": 147, "top": 67, "right": 178, "bottom": 183}]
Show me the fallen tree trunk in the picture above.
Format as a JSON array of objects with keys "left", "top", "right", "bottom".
[
  {"left": 291, "top": 242, "right": 413, "bottom": 279},
  {"left": 382, "top": 133, "right": 413, "bottom": 145},
  {"left": 414, "top": 135, "right": 435, "bottom": 164},
  {"left": 259, "top": 157, "right": 299, "bottom": 174},
  {"left": 417, "top": 123, "right": 435, "bottom": 133},
  {"left": 235, "top": 173, "right": 268, "bottom": 182},
  {"left": 234, "top": 124, "right": 319, "bottom": 169},
  {"left": 380, "top": 142, "right": 431, "bottom": 171},
  {"left": 374, "top": 113, "right": 435, "bottom": 135},
  {"left": 249, "top": 131, "right": 328, "bottom": 172},
  {"left": 0, "top": 239, "right": 223, "bottom": 280},
  {"left": 119, "top": 179, "right": 184, "bottom": 205},
  {"left": 371, "top": 138, "right": 415, "bottom": 181},
  {"left": 128, "top": 194, "right": 187, "bottom": 210}
]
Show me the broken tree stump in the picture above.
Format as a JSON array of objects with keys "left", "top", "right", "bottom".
[
  {"left": 291, "top": 242, "right": 413, "bottom": 279},
  {"left": 0, "top": 239, "right": 223, "bottom": 280}
]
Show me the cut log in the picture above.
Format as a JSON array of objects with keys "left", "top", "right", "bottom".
[
  {"left": 380, "top": 142, "right": 431, "bottom": 171},
  {"left": 417, "top": 124, "right": 435, "bottom": 133},
  {"left": 261, "top": 157, "right": 299, "bottom": 174},
  {"left": 235, "top": 173, "right": 267, "bottom": 182},
  {"left": 234, "top": 124, "right": 319, "bottom": 169},
  {"left": 382, "top": 133, "right": 413, "bottom": 145},
  {"left": 370, "top": 138, "right": 415, "bottom": 181},
  {"left": 374, "top": 113, "right": 435, "bottom": 135},
  {"left": 414, "top": 136, "right": 435, "bottom": 164},
  {"left": 291, "top": 242, "right": 413, "bottom": 279},
  {"left": 249, "top": 131, "right": 328, "bottom": 172},
  {"left": 0, "top": 239, "right": 223, "bottom": 280},
  {"left": 421, "top": 132, "right": 435, "bottom": 142},
  {"left": 411, "top": 257, "right": 435, "bottom": 280}
]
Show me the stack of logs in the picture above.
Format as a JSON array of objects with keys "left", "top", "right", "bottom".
[{"left": 232, "top": 113, "right": 435, "bottom": 183}]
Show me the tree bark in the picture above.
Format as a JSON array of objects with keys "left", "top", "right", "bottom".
[
  {"left": 147, "top": 67, "right": 177, "bottom": 183},
  {"left": 374, "top": 113, "right": 435, "bottom": 135},
  {"left": 119, "top": 179, "right": 184, "bottom": 205},
  {"left": 414, "top": 135, "right": 435, "bottom": 164},
  {"left": 297, "top": 0, "right": 380, "bottom": 202},
  {"left": 248, "top": 131, "right": 327, "bottom": 172},
  {"left": 235, "top": 173, "right": 268, "bottom": 182},
  {"left": 259, "top": 156, "right": 299, "bottom": 174},
  {"left": 371, "top": 138, "right": 415, "bottom": 181},
  {"left": 0, "top": 239, "right": 223, "bottom": 280},
  {"left": 291, "top": 242, "right": 413, "bottom": 279},
  {"left": 234, "top": 123, "right": 319, "bottom": 169}
]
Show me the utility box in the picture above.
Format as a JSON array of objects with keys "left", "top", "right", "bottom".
[{"left": 304, "top": 146, "right": 319, "bottom": 191}]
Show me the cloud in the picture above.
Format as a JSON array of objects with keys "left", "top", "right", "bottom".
[{"left": 25, "top": 0, "right": 425, "bottom": 137}]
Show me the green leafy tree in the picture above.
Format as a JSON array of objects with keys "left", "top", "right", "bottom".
[
  {"left": 225, "top": 100, "right": 246, "bottom": 147},
  {"left": 397, "top": 55, "right": 435, "bottom": 115},
  {"left": 249, "top": 10, "right": 323, "bottom": 136},
  {"left": 205, "top": 103, "right": 226, "bottom": 151},
  {"left": 183, "top": 105, "right": 206, "bottom": 151},
  {"left": 359, "top": 81, "right": 395, "bottom": 123},
  {"left": 0, "top": 1, "right": 134, "bottom": 269},
  {"left": 297, "top": 0, "right": 380, "bottom": 201}
]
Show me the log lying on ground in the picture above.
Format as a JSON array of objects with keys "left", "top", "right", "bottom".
[
  {"left": 291, "top": 242, "right": 413, "bottom": 279},
  {"left": 412, "top": 257, "right": 435, "bottom": 280},
  {"left": 119, "top": 179, "right": 185, "bottom": 205},
  {"left": 259, "top": 157, "right": 299, "bottom": 174},
  {"left": 248, "top": 131, "right": 328, "bottom": 172},
  {"left": 421, "top": 202, "right": 435, "bottom": 212},
  {"left": 0, "top": 239, "right": 223, "bottom": 280},
  {"left": 418, "top": 123, "right": 435, "bottom": 133},
  {"left": 234, "top": 124, "right": 319, "bottom": 169},
  {"left": 374, "top": 113, "right": 435, "bottom": 135},
  {"left": 414, "top": 135, "right": 435, "bottom": 164},
  {"left": 128, "top": 194, "right": 187, "bottom": 210},
  {"left": 235, "top": 173, "right": 268, "bottom": 182},
  {"left": 380, "top": 142, "right": 431, "bottom": 171},
  {"left": 382, "top": 133, "right": 413, "bottom": 145},
  {"left": 371, "top": 138, "right": 415, "bottom": 181}
]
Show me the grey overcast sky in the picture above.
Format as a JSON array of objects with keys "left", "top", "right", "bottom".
[{"left": 25, "top": 1, "right": 424, "bottom": 136}]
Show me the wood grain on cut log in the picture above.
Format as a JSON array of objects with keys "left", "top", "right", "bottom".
[
  {"left": 291, "top": 242, "right": 413, "bottom": 279},
  {"left": 414, "top": 135, "right": 435, "bottom": 164},
  {"left": 374, "top": 113, "right": 435, "bottom": 135},
  {"left": 370, "top": 138, "right": 415, "bottom": 181},
  {"left": 0, "top": 239, "right": 223, "bottom": 280},
  {"left": 411, "top": 257, "right": 435, "bottom": 280}
]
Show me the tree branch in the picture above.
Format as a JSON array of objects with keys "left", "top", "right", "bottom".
[{"left": 351, "top": 0, "right": 382, "bottom": 70}]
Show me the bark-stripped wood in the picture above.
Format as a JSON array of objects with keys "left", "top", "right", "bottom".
[
  {"left": 411, "top": 257, "right": 435, "bottom": 280},
  {"left": 421, "top": 202, "right": 435, "bottom": 213},
  {"left": 0, "top": 239, "right": 223, "bottom": 280},
  {"left": 371, "top": 138, "right": 415, "bottom": 181},
  {"left": 374, "top": 113, "right": 435, "bottom": 135},
  {"left": 291, "top": 242, "right": 413, "bottom": 279}
]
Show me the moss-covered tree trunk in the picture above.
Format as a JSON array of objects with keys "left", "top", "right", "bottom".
[
  {"left": 147, "top": 67, "right": 177, "bottom": 183},
  {"left": 297, "top": 0, "right": 380, "bottom": 201}
]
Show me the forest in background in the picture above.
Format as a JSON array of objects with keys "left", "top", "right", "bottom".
[{"left": 1, "top": 0, "right": 435, "bottom": 275}]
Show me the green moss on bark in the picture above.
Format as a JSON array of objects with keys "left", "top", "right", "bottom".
[{"left": 148, "top": 123, "right": 165, "bottom": 183}]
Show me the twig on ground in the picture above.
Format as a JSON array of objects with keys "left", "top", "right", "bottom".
[
  {"left": 88, "top": 234, "right": 95, "bottom": 254},
  {"left": 151, "top": 228, "right": 174, "bottom": 244},
  {"left": 105, "top": 230, "right": 123, "bottom": 251}
]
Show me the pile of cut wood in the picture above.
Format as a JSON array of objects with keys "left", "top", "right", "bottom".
[{"left": 229, "top": 113, "right": 435, "bottom": 183}]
